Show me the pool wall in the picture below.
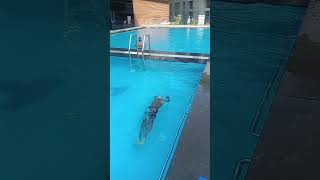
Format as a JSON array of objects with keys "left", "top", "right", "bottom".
[{"left": 110, "top": 50, "right": 208, "bottom": 64}]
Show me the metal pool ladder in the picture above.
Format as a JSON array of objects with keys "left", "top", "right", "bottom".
[
  {"left": 128, "top": 34, "right": 137, "bottom": 57},
  {"left": 141, "top": 34, "right": 151, "bottom": 60},
  {"left": 128, "top": 34, "right": 151, "bottom": 60}
]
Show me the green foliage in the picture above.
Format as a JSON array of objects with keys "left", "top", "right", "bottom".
[
  {"left": 190, "top": 18, "right": 197, "bottom": 25},
  {"left": 174, "top": 15, "right": 182, "bottom": 25}
]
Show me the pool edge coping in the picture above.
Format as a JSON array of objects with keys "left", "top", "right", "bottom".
[
  {"left": 110, "top": 50, "right": 209, "bottom": 64},
  {"left": 110, "top": 27, "right": 145, "bottom": 34},
  {"left": 110, "top": 25, "right": 210, "bottom": 34}
]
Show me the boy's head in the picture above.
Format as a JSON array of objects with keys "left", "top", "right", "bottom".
[{"left": 154, "top": 96, "right": 162, "bottom": 100}]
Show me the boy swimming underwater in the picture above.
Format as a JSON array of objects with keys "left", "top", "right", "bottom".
[{"left": 137, "top": 96, "right": 170, "bottom": 144}]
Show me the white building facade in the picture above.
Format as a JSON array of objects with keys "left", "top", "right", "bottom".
[{"left": 169, "top": 0, "right": 210, "bottom": 24}]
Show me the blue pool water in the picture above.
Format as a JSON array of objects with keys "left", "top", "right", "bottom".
[
  {"left": 110, "top": 56, "right": 204, "bottom": 180},
  {"left": 110, "top": 28, "right": 210, "bottom": 54}
]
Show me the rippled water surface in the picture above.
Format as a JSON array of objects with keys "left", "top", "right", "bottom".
[
  {"left": 110, "top": 28, "right": 210, "bottom": 54},
  {"left": 110, "top": 56, "right": 204, "bottom": 180}
]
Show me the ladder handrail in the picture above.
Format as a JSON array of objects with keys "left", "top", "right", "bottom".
[
  {"left": 142, "top": 34, "right": 151, "bottom": 58},
  {"left": 128, "top": 34, "right": 137, "bottom": 55}
]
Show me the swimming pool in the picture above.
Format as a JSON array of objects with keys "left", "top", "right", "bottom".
[
  {"left": 110, "top": 28, "right": 210, "bottom": 55},
  {"left": 110, "top": 56, "right": 204, "bottom": 179}
]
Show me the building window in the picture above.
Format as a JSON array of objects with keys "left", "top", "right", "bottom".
[
  {"left": 206, "top": 0, "right": 210, "bottom": 8},
  {"left": 183, "top": 2, "right": 186, "bottom": 9},
  {"left": 189, "top": 1, "right": 193, "bottom": 9},
  {"left": 175, "top": 2, "right": 180, "bottom": 10},
  {"left": 170, "top": 3, "right": 173, "bottom": 11},
  {"left": 189, "top": 11, "right": 193, "bottom": 18}
]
